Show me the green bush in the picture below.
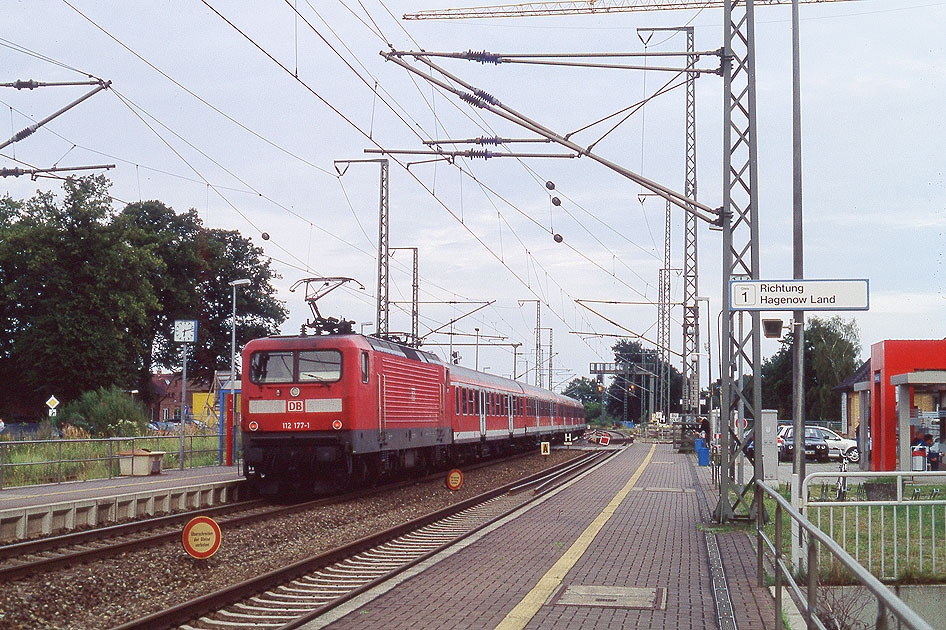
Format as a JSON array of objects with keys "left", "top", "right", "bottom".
[{"left": 57, "top": 387, "right": 150, "bottom": 437}]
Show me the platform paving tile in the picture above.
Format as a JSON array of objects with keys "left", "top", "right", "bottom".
[{"left": 321, "top": 443, "right": 774, "bottom": 629}]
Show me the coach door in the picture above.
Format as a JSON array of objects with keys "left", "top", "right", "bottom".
[
  {"left": 478, "top": 390, "right": 486, "bottom": 438},
  {"left": 507, "top": 394, "right": 514, "bottom": 435}
]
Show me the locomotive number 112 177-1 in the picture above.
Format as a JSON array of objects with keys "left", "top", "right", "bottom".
[{"left": 282, "top": 421, "right": 311, "bottom": 430}]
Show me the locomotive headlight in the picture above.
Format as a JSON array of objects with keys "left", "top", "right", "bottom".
[
  {"left": 332, "top": 420, "right": 343, "bottom": 430},
  {"left": 248, "top": 421, "right": 259, "bottom": 431}
]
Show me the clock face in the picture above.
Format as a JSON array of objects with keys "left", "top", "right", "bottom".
[{"left": 174, "top": 320, "right": 197, "bottom": 343}]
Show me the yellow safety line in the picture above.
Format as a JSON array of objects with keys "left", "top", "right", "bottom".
[
  {"left": 494, "top": 443, "right": 656, "bottom": 630},
  {"left": 0, "top": 470, "right": 240, "bottom": 502}
]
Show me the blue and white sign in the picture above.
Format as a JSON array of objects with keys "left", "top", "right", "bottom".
[{"left": 730, "top": 279, "right": 869, "bottom": 311}]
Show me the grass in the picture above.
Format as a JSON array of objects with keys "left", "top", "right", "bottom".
[
  {"left": 0, "top": 427, "right": 226, "bottom": 488},
  {"left": 757, "top": 482, "right": 946, "bottom": 584}
]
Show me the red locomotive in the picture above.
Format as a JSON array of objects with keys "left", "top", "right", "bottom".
[{"left": 241, "top": 333, "right": 584, "bottom": 494}]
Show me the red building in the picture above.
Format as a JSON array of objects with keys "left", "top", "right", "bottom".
[{"left": 862, "top": 339, "right": 946, "bottom": 470}]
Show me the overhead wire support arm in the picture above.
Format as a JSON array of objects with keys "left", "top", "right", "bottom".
[
  {"left": 365, "top": 148, "right": 578, "bottom": 160},
  {"left": 0, "top": 80, "right": 111, "bottom": 152},
  {"left": 403, "top": 0, "right": 860, "bottom": 20},
  {"left": 0, "top": 163, "right": 115, "bottom": 178},
  {"left": 423, "top": 136, "right": 552, "bottom": 146},
  {"left": 417, "top": 300, "right": 496, "bottom": 343},
  {"left": 1, "top": 79, "right": 108, "bottom": 89},
  {"left": 397, "top": 49, "right": 722, "bottom": 74},
  {"left": 381, "top": 51, "right": 721, "bottom": 224}
]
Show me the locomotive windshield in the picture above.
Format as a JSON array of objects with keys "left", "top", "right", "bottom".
[
  {"left": 249, "top": 349, "right": 342, "bottom": 384},
  {"left": 249, "top": 351, "right": 293, "bottom": 383},
  {"left": 298, "top": 350, "right": 342, "bottom": 382}
]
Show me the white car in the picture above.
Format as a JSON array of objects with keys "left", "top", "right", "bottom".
[
  {"left": 776, "top": 424, "right": 859, "bottom": 462},
  {"left": 816, "top": 426, "right": 859, "bottom": 462}
]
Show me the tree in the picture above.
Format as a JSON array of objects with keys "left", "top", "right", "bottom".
[
  {"left": 605, "top": 339, "right": 683, "bottom": 424},
  {"left": 0, "top": 177, "right": 288, "bottom": 419},
  {"left": 760, "top": 316, "right": 860, "bottom": 422},
  {"left": 563, "top": 376, "right": 604, "bottom": 420},
  {"left": 118, "top": 201, "right": 287, "bottom": 397},
  {"left": 0, "top": 177, "right": 161, "bottom": 414}
]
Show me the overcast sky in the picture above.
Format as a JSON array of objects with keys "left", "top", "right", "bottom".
[{"left": 2, "top": 1, "right": 944, "bottom": 390}]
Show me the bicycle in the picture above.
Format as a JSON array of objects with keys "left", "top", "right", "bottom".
[{"left": 836, "top": 457, "right": 848, "bottom": 501}]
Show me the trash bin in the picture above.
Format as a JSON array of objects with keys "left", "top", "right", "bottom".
[
  {"left": 696, "top": 446, "right": 710, "bottom": 466},
  {"left": 695, "top": 438, "right": 705, "bottom": 451},
  {"left": 912, "top": 447, "right": 928, "bottom": 471}
]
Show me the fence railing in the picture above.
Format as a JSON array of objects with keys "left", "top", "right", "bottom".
[
  {"left": 756, "top": 480, "right": 934, "bottom": 630},
  {"left": 0, "top": 433, "right": 227, "bottom": 490},
  {"left": 802, "top": 470, "right": 946, "bottom": 581}
]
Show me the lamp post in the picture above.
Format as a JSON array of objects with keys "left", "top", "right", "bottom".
[
  {"left": 474, "top": 328, "right": 480, "bottom": 371},
  {"left": 228, "top": 279, "right": 251, "bottom": 466},
  {"left": 695, "top": 297, "right": 713, "bottom": 432}
]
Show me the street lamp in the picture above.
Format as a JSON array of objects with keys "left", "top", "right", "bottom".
[
  {"left": 228, "top": 278, "right": 251, "bottom": 466},
  {"left": 695, "top": 296, "right": 713, "bottom": 434},
  {"left": 474, "top": 328, "right": 480, "bottom": 371}
]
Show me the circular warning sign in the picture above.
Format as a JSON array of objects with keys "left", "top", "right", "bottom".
[
  {"left": 182, "top": 516, "right": 222, "bottom": 559},
  {"left": 446, "top": 468, "right": 464, "bottom": 491}
]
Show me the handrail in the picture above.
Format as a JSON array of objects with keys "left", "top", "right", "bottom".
[{"left": 755, "top": 479, "right": 933, "bottom": 630}]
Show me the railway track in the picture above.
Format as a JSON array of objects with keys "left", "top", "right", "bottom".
[
  {"left": 0, "top": 450, "right": 563, "bottom": 582},
  {"left": 116, "top": 448, "right": 617, "bottom": 630}
]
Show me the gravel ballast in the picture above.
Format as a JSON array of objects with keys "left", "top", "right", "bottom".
[{"left": 0, "top": 449, "right": 583, "bottom": 630}]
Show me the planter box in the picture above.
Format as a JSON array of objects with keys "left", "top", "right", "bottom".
[{"left": 117, "top": 449, "right": 166, "bottom": 476}]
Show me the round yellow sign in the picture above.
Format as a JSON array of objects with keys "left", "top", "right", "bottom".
[
  {"left": 446, "top": 468, "right": 464, "bottom": 491},
  {"left": 182, "top": 516, "right": 222, "bottom": 559}
]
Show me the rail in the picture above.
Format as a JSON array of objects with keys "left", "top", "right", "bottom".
[
  {"left": 755, "top": 479, "right": 933, "bottom": 630},
  {"left": 0, "top": 433, "right": 225, "bottom": 489},
  {"left": 802, "top": 470, "right": 946, "bottom": 581}
]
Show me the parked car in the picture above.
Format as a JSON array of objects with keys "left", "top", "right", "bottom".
[
  {"left": 816, "top": 426, "right": 859, "bottom": 462},
  {"left": 742, "top": 429, "right": 755, "bottom": 461},
  {"left": 778, "top": 426, "right": 829, "bottom": 462}
]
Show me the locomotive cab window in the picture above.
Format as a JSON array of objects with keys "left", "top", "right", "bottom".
[
  {"left": 249, "top": 351, "right": 294, "bottom": 383},
  {"left": 361, "top": 351, "right": 369, "bottom": 384},
  {"left": 298, "top": 350, "right": 342, "bottom": 382}
]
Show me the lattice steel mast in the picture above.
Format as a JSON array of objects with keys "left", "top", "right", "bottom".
[
  {"left": 717, "top": 0, "right": 762, "bottom": 521},
  {"left": 397, "top": 0, "right": 855, "bottom": 521}
]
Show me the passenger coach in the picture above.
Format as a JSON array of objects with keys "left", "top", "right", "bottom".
[{"left": 241, "top": 333, "right": 583, "bottom": 494}]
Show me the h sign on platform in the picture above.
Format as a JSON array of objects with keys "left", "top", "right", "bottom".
[{"left": 731, "top": 279, "right": 868, "bottom": 311}]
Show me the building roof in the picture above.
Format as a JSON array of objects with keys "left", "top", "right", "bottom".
[{"left": 833, "top": 359, "right": 871, "bottom": 392}]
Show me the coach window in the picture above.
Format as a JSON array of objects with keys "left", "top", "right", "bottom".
[
  {"left": 361, "top": 352, "right": 369, "bottom": 384},
  {"left": 461, "top": 388, "right": 468, "bottom": 415},
  {"left": 455, "top": 388, "right": 460, "bottom": 415},
  {"left": 298, "top": 350, "right": 342, "bottom": 382},
  {"left": 249, "top": 351, "right": 293, "bottom": 384}
]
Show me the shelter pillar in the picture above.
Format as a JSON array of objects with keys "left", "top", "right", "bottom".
[
  {"left": 897, "top": 383, "right": 912, "bottom": 470},
  {"left": 855, "top": 383, "right": 870, "bottom": 471}
]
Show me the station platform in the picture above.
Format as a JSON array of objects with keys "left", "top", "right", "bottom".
[
  {"left": 307, "top": 442, "right": 775, "bottom": 630},
  {"left": 0, "top": 465, "right": 244, "bottom": 541}
]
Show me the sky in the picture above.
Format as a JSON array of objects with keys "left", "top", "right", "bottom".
[{"left": 2, "top": 1, "right": 944, "bottom": 392}]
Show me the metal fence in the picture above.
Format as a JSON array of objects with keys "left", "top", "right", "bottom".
[
  {"left": 802, "top": 470, "right": 946, "bottom": 581},
  {"left": 756, "top": 480, "right": 934, "bottom": 630},
  {"left": 0, "top": 433, "right": 226, "bottom": 490}
]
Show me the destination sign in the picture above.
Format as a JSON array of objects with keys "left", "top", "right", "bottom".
[{"left": 730, "top": 279, "right": 869, "bottom": 311}]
